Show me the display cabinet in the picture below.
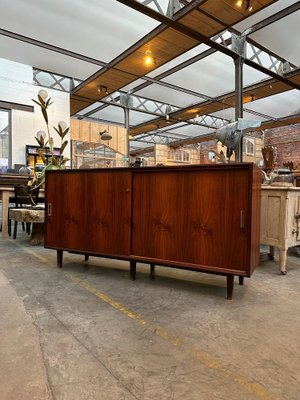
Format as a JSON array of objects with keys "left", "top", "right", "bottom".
[
  {"left": 260, "top": 186, "right": 300, "bottom": 274},
  {"left": 26, "top": 145, "right": 60, "bottom": 170},
  {"left": 45, "top": 163, "right": 261, "bottom": 299}
]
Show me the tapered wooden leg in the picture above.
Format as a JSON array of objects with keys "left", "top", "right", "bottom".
[
  {"left": 238, "top": 276, "right": 244, "bottom": 285},
  {"left": 84, "top": 254, "right": 89, "bottom": 262},
  {"left": 226, "top": 275, "right": 234, "bottom": 300},
  {"left": 279, "top": 249, "right": 287, "bottom": 275},
  {"left": 150, "top": 263, "right": 155, "bottom": 279},
  {"left": 13, "top": 221, "right": 18, "bottom": 239},
  {"left": 130, "top": 260, "right": 136, "bottom": 280},
  {"left": 57, "top": 250, "right": 63, "bottom": 269}
]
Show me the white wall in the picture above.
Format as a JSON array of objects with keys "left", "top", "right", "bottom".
[{"left": 0, "top": 58, "right": 70, "bottom": 168}]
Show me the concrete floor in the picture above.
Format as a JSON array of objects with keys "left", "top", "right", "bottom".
[{"left": 0, "top": 233, "right": 300, "bottom": 400}]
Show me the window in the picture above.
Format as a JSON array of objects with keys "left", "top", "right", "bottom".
[
  {"left": 0, "top": 109, "right": 11, "bottom": 171},
  {"left": 168, "top": 148, "right": 190, "bottom": 163},
  {"left": 72, "top": 140, "right": 127, "bottom": 168},
  {"left": 243, "top": 138, "right": 255, "bottom": 156}
]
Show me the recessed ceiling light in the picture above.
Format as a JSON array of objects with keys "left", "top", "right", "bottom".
[{"left": 145, "top": 50, "right": 154, "bottom": 66}]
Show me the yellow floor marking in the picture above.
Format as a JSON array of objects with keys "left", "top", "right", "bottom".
[{"left": 10, "top": 240, "right": 280, "bottom": 400}]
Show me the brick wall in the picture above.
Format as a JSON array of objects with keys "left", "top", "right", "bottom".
[
  {"left": 264, "top": 125, "right": 300, "bottom": 168},
  {"left": 198, "top": 140, "right": 218, "bottom": 163}
]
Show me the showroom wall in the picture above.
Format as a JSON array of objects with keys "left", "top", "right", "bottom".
[{"left": 0, "top": 58, "right": 70, "bottom": 169}]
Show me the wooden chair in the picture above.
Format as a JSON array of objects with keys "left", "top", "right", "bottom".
[{"left": 8, "top": 185, "right": 40, "bottom": 239}]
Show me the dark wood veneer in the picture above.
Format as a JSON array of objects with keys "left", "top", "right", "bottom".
[{"left": 45, "top": 163, "right": 261, "bottom": 299}]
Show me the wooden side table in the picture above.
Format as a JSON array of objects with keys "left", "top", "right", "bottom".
[{"left": 260, "top": 186, "right": 300, "bottom": 274}]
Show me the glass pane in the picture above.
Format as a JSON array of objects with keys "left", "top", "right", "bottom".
[{"left": 0, "top": 109, "right": 10, "bottom": 172}]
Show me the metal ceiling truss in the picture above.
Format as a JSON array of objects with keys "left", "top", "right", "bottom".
[
  {"left": 29, "top": 0, "right": 300, "bottom": 153},
  {"left": 34, "top": 67, "right": 230, "bottom": 129},
  {"left": 190, "top": 114, "right": 228, "bottom": 129},
  {"left": 107, "top": 92, "right": 180, "bottom": 116},
  {"left": 213, "top": 30, "right": 297, "bottom": 75},
  {"left": 132, "top": 133, "right": 183, "bottom": 144},
  {"left": 140, "top": 0, "right": 194, "bottom": 17},
  {"left": 33, "top": 69, "right": 81, "bottom": 92},
  {"left": 116, "top": 0, "right": 300, "bottom": 91},
  {"left": 132, "top": 119, "right": 208, "bottom": 145}
]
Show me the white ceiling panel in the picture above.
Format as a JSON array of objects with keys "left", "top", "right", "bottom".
[
  {"left": 0, "top": 36, "right": 99, "bottom": 80},
  {"left": 162, "top": 52, "right": 235, "bottom": 97},
  {"left": 135, "top": 83, "right": 203, "bottom": 108},
  {"left": 244, "top": 89, "right": 300, "bottom": 117},
  {"left": 0, "top": 0, "right": 159, "bottom": 63},
  {"left": 0, "top": 0, "right": 299, "bottom": 151},
  {"left": 248, "top": 13, "right": 300, "bottom": 65}
]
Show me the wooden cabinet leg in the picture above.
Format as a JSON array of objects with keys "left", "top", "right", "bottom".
[
  {"left": 57, "top": 250, "right": 63, "bottom": 269},
  {"left": 279, "top": 249, "right": 287, "bottom": 275},
  {"left": 150, "top": 263, "right": 155, "bottom": 279},
  {"left": 238, "top": 276, "right": 244, "bottom": 285},
  {"left": 268, "top": 245, "right": 275, "bottom": 260},
  {"left": 226, "top": 275, "right": 234, "bottom": 300},
  {"left": 130, "top": 260, "right": 136, "bottom": 280},
  {"left": 84, "top": 254, "right": 89, "bottom": 262}
]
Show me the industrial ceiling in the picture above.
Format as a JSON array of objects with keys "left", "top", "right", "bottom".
[{"left": 0, "top": 0, "right": 299, "bottom": 153}]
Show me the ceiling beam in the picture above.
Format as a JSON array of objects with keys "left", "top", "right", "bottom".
[
  {"left": 116, "top": 0, "right": 300, "bottom": 92},
  {"left": 242, "top": 1, "right": 300, "bottom": 36}
]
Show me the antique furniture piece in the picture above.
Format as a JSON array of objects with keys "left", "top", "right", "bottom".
[
  {"left": 260, "top": 186, "right": 300, "bottom": 274},
  {"left": 26, "top": 145, "right": 60, "bottom": 170},
  {"left": 8, "top": 208, "right": 45, "bottom": 245},
  {"left": 45, "top": 164, "right": 261, "bottom": 299},
  {"left": 0, "top": 173, "right": 30, "bottom": 238},
  {"left": 8, "top": 185, "right": 40, "bottom": 239}
]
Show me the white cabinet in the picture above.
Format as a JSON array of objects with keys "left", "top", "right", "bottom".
[{"left": 260, "top": 186, "right": 300, "bottom": 273}]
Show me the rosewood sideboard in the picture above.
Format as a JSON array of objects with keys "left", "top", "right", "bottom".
[{"left": 45, "top": 163, "right": 261, "bottom": 299}]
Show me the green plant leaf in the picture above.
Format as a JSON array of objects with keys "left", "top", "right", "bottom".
[
  {"left": 32, "top": 99, "right": 42, "bottom": 107},
  {"left": 35, "top": 137, "right": 44, "bottom": 147},
  {"left": 52, "top": 156, "right": 59, "bottom": 166},
  {"left": 41, "top": 108, "right": 48, "bottom": 124},
  {"left": 53, "top": 126, "right": 64, "bottom": 138},
  {"left": 60, "top": 140, "right": 68, "bottom": 155},
  {"left": 62, "top": 127, "right": 69, "bottom": 138},
  {"left": 61, "top": 157, "right": 70, "bottom": 165},
  {"left": 37, "top": 95, "right": 46, "bottom": 106}
]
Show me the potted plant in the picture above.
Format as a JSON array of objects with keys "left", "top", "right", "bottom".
[{"left": 29, "top": 89, "right": 69, "bottom": 189}]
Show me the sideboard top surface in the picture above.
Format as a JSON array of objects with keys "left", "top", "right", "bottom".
[{"left": 46, "top": 163, "right": 257, "bottom": 176}]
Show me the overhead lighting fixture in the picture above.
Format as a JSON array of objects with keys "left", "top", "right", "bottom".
[
  {"left": 98, "top": 85, "right": 108, "bottom": 95},
  {"left": 145, "top": 50, "right": 154, "bottom": 66},
  {"left": 236, "top": 0, "right": 252, "bottom": 11},
  {"left": 165, "top": 104, "right": 172, "bottom": 121},
  {"left": 99, "top": 130, "right": 112, "bottom": 141}
]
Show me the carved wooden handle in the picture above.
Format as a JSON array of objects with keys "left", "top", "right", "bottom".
[
  {"left": 240, "top": 210, "right": 245, "bottom": 229},
  {"left": 47, "top": 203, "right": 52, "bottom": 216}
]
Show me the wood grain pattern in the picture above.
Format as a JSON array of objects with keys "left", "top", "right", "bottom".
[
  {"left": 45, "top": 164, "right": 261, "bottom": 284},
  {"left": 45, "top": 170, "right": 131, "bottom": 256},
  {"left": 132, "top": 168, "right": 250, "bottom": 272}
]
